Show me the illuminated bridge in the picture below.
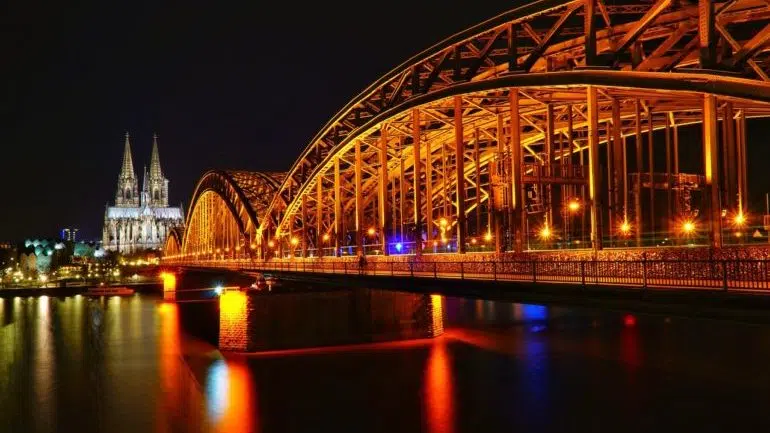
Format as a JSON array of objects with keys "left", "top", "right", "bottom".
[{"left": 164, "top": 0, "right": 770, "bottom": 291}]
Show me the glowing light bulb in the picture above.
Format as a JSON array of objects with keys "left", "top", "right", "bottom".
[
  {"left": 620, "top": 221, "right": 631, "bottom": 235},
  {"left": 539, "top": 225, "right": 552, "bottom": 240},
  {"left": 681, "top": 221, "right": 696, "bottom": 234}
]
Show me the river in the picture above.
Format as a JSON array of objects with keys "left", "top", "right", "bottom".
[{"left": 1, "top": 291, "right": 769, "bottom": 432}]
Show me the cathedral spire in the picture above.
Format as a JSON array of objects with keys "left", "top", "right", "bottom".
[
  {"left": 120, "top": 132, "right": 136, "bottom": 179},
  {"left": 149, "top": 133, "right": 163, "bottom": 180}
]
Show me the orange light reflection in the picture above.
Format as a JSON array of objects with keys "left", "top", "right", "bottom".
[{"left": 207, "top": 358, "right": 257, "bottom": 433}]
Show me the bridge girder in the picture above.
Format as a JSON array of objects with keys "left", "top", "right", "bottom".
[{"left": 181, "top": 170, "right": 285, "bottom": 258}]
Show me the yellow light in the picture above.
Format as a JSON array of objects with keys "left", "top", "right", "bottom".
[
  {"left": 681, "top": 220, "right": 696, "bottom": 235},
  {"left": 619, "top": 221, "right": 631, "bottom": 235},
  {"left": 216, "top": 248, "right": 221, "bottom": 253},
  {"left": 733, "top": 212, "right": 747, "bottom": 227},
  {"left": 735, "top": 231, "right": 743, "bottom": 238},
  {"left": 290, "top": 237, "right": 299, "bottom": 246},
  {"left": 539, "top": 225, "right": 552, "bottom": 240},
  {"left": 267, "top": 240, "right": 275, "bottom": 248},
  {"left": 568, "top": 200, "right": 580, "bottom": 212},
  {"left": 160, "top": 272, "right": 176, "bottom": 292},
  {"left": 439, "top": 217, "right": 448, "bottom": 227},
  {"left": 484, "top": 232, "right": 492, "bottom": 242},
  {"left": 235, "top": 246, "right": 241, "bottom": 251},
  {"left": 250, "top": 243, "right": 257, "bottom": 250},
  {"left": 322, "top": 233, "right": 330, "bottom": 241},
  {"left": 471, "top": 238, "right": 477, "bottom": 244},
  {"left": 367, "top": 227, "right": 376, "bottom": 236},
  {"left": 433, "top": 240, "right": 438, "bottom": 247}
]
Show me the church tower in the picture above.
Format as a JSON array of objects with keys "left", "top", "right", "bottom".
[
  {"left": 103, "top": 132, "right": 184, "bottom": 254},
  {"left": 115, "top": 132, "right": 139, "bottom": 207},
  {"left": 148, "top": 134, "right": 169, "bottom": 207}
]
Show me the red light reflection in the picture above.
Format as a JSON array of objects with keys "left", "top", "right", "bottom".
[{"left": 424, "top": 338, "right": 455, "bottom": 433}]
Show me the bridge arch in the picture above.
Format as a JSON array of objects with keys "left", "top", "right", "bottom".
[
  {"left": 256, "top": 0, "right": 770, "bottom": 257},
  {"left": 179, "top": 170, "right": 285, "bottom": 259}
]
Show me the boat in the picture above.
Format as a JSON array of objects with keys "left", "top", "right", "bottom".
[
  {"left": 84, "top": 286, "right": 135, "bottom": 296},
  {"left": 250, "top": 273, "right": 268, "bottom": 290}
]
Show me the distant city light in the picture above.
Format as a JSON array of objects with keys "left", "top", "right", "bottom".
[{"left": 395, "top": 242, "right": 403, "bottom": 252}]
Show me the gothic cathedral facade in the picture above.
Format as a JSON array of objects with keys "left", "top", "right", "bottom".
[{"left": 102, "top": 133, "right": 185, "bottom": 254}]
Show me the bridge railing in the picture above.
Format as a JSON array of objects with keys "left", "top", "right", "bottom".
[{"left": 165, "top": 258, "right": 770, "bottom": 292}]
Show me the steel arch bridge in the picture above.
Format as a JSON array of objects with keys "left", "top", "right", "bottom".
[{"left": 169, "top": 0, "right": 770, "bottom": 262}]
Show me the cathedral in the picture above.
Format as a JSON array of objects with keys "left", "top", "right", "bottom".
[{"left": 102, "top": 133, "right": 185, "bottom": 254}]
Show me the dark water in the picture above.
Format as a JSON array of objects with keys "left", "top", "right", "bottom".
[{"left": 2, "top": 292, "right": 770, "bottom": 433}]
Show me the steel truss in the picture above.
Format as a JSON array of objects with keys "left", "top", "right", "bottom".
[{"left": 174, "top": 0, "right": 770, "bottom": 259}]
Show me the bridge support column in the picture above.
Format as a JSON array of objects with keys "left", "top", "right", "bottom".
[
  {"left": 737, "top": 109, "right": 748, "bottom": 214},
  {"left": 355, "top": 140, "right": 364, "bottom": 255},
  {"left": 334, "top": 156, "right": 342, "bottom": 257},
  {"left": 378, "top": 127, "right": 389, "bottom": 255},
  {"left": 316, "top": 178, "right": 323, "bottom": 257},
  {"left": 413, "top": 109, "right": 423, "bottom": 254},
  {"left": 301, "top": 194, "right": 308, "bottom": 257},
  {"left": 703, "top": 93, "right": 722, "bottom": 248},
  {"left": 587, "top": 86, "right": 602, "bottom": 251},
  {"left": 426, "top": 126, "right": 433, "bottom": 245},
  {"left": 648, "top": 107, "right": 655, "bottom": 244},
  {"left": 454, "top": 96, "right": 467, "bottom": 254},
  {"left": 635, "top": 100, "right": 643, "bottom": 247},
  {"left": 612, "top": 99, "right": 624, "bottom": 232},
  {"left": 509, "top": 89, "right": 523, "bottom": 253}
]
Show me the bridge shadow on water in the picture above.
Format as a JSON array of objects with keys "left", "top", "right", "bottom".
[{"left": 173, "top": 270, "right": 444, "bottom": 353}]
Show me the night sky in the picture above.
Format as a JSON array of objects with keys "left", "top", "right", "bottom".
[
  {"left": 1, "top": 0, "right": 511, "bottom": 241},
  {"left": 3, "top": 1, "right": 770, "bottom": 242}
]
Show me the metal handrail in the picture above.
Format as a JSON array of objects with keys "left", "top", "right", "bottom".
[{"left": 164, "top": 258, "right": 770, "bottom": 292}]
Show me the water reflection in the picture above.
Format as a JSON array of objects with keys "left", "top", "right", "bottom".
[
  {"left": 2, "top": 291, "right": 770, "bottom": 432},
  {"left": 424, "top": 337, "right": 454, "bottom": 433},
  {"left": 205, "top": 357, "right": 257, "bottom": 433}
]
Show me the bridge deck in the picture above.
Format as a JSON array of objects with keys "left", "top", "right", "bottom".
[{"left": 166, "top": 258, "right": 770, "bottom": 294}]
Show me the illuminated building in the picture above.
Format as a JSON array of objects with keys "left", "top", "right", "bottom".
[
  {"left": 102, "top": 133, "right": 184, "bottom": 254},
  {"left": 60, "top": 228, "right": 79, "bottom": 242}
]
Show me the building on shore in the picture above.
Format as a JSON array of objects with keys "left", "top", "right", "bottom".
[{"left": 102, "top": 133, "right": 184, "bottom": 254}]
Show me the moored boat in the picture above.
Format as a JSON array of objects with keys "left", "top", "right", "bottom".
[{"left": 84, "top": 286, "right": 135, "bottom": 296}]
